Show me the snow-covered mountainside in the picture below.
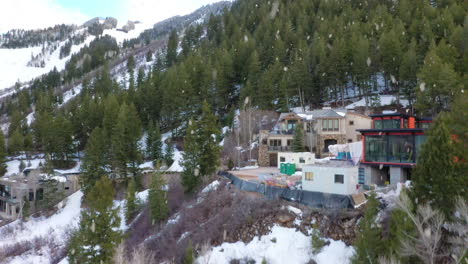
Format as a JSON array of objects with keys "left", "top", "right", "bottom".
[{"left": 0, "top": 22, "right": 153, "bottom": 91}]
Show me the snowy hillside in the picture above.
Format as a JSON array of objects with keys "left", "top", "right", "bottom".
[
  {"left": 0, "top": 191, "right": 83, "bottom": 264},
  {"left": 0, "top": 34, "right": 92, "bottom": 91},
  {"left": 0, "top": 22, "right": 154, "bottom": 91}
]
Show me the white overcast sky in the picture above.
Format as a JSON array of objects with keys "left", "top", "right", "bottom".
[{"left": 0, "top": 0, "right": 225, "bottom": 33}]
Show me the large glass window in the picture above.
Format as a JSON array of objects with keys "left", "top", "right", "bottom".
[
  {"left": 374, "top": 120, "right": 383, "bottom": 129},
  {"left": 287, "top": 120, "right": 297, "bottom": 132},
  {"left": 388, "top": 135, "right": 414, "bottom": 163},
  {"left": 383, "top": 119, "right": 400, "bottom": 129},
  {"left": 305, "top": 172, "right": 314, "bottom": 181},
  {"left": 366, "top": 135, "right": 387, "bottom": 162},
  {"left": 415, "top": 135, "right": 428, "bottom": 161},
  {"left": 374, "top": 119, "right": 400, "bottom": 129}
]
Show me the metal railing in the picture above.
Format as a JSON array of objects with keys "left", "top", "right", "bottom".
[{"left": 268, "top": 146, "right": 291, "bottom": 152}]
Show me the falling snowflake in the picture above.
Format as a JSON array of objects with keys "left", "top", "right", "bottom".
[
  {"left": 283, "top": 66, "right": 288, "bottom": 72},
  {"left": 244, "top": 35, "right": 249, "bottom": 42},
  {"left": 367, "top": 57, "right": 371, "bottom": 67},
  {"left": 420, "top": 82, "right": 426, "bottom": 92}
]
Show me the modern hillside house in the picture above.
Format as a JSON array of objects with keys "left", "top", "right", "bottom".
[
  {"left": 357, "top": 113, "right": 432, "bottom": 186},
  {"left": 258, "top": 109, "right": 372, "bottom": 166}
]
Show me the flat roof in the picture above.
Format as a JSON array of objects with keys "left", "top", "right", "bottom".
[
  {"left": 357, "top": 128, "right": 426, "bottom": 133},
  {"left": 304, "top": 160, "right": 357, "bottom": 168},
  {"left": 369, "top": 113, "right": 409, "bottom": 118}
]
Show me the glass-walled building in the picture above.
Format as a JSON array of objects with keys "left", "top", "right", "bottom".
[{"left": 357, "top": 113, "right": 431, "bottom": 186}]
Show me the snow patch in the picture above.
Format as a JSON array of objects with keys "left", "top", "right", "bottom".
[
  {"left": 202, "top": 180, "right": 220, "bottom": 193},
  {"left": 197, "top": 225, "right": 355, "bottom": 264}
]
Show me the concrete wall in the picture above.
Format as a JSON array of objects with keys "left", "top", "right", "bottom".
[
  {"left": 277, "top": 152, "right": 315, "bottom": 169},
  {"left": 362, "top": 165, "right": 387, "bottom": 186},
  {"left": 302, "top": 165, "right": 359, "bottom": 195},
  {"left": 390, "top": 167, "right": 408, "bottom": 185},
  {"left": 345, "top": 113, "right": 372, "bottom": 143},
  {"left": 361, "top": 165, "right": 408, "bottom": 187}
]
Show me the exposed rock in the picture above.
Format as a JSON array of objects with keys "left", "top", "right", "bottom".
[
  {"left": 277, "top": 212, "right": 295, "bottom": 225},
  {"left": 121, "top": 21, "right": 136, "bottom": 33},
  {"left": 83, "top": 17, "right": 100, "bottom": 27},
  {"left": 103, "top": 17, "right": 118, "bottom": 29}
]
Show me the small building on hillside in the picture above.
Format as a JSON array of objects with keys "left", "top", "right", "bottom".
[
  {"left": 302, "top": 160, "right": 360, "bottom": 195},
  {"left": 357, "top": 113, "right": 432, "bottom": 186},
  {"left": 258, "top": 108, "right": 372, "bottom": 166},
  {"left": 277, "top": 152, "right": 315, "bottom": 170},
  {"left": 0, "top": 168, "right": 79, "bottom": 220}
]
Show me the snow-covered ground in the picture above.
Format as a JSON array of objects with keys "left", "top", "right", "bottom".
[
  {"left": 0, "top": 20, "right": 153, "bottom": 92},
  {"left": 197, "top": 225, "right": 355, "bottom": 264},
  {"left": 5, "top": 158, "right": 45, "bottom": 176},
  {"left": 0, "top": 34, "right": 94, "bottom": 91},
  {"left": 345, "top": 95, "right": 409, "bottom": 110},
  {"left": 102, "top": 22, "right": 154, "bottom": 45},
  {"left": 0, "top": 191, "right": 83, "bottom": 264}
]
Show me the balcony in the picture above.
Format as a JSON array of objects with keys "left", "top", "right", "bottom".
[
  {"left": 269, "top": 129, "right": 295, "bottom": 135},
  {"left": 268, "top": 146, "right": 291, "bottom": 152}
]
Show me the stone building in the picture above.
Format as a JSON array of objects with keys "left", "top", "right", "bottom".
[
  {"left": 258, "top": 108, "right": 372, "bottom": 166},
  {"left": 0, "top": 168, "right": 80, "bottom": 220}
]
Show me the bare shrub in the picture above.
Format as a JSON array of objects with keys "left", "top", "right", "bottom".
[
  {"left": 113, "top": 243, "right": 126, "bottom": 264},
  {"left": 0, "top": 240, "right": 33, "bottom": 260},
  {"left": 129, "top": 244, "right": 155, "bottom": 264},
  {"left": 140, "top": 180, "right": 280, "bottom": 263},
  {"left": 396, "top": 193, "right": 446, "bottom": 264}
]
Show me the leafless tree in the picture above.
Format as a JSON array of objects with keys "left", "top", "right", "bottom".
[
  {"left": 445, "top": 198, "right": 467, "bottom": 264},
  {"left": 396, "top": 193, "right": 446, "bottom": 264}
]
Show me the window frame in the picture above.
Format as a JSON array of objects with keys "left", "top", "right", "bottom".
[{"left": 334, "top": 174, "right": 344, "bottom": 184}]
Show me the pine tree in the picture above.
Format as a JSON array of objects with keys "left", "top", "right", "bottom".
[
  {"left": 352, "top": 192, "right": 385, "bottom": 264},
  {"left": 68, "top": 176, "right": 122, "bottom": 264},
  {"left": 0, "top": 131, "right": 7, "bottom": 176},
  {"left": 166, "top": 30, "right": 178, "bottom": 67},
  {"left": 148, "top": 171, "right": 168, "bottom": 224},
  {"left": 415, "top": 47, "right": 461, "bottom": 116},
  {"left": 111, "top": 103, "right": 142, "bottom": 178},
  {"left": 197, "top": 101, "right": 221, "bottom": 177},
  {"left": 125, "top": 177, "right": 139, "bottom": 224},
  {"left": 19, "top": 160, "right": 26, "bottom": 172},
  {"left": 164, "top": 141, "right": 174, "bottom": 167},
  {"left": 411, "top": 115, "right": 466, "bottom": 218},
  {"left": 81, "top": 127, "right": 108, "bottom": 195},
  {"left": 292, "top": 124, "right": 305, "bottom": 152},
  {"left": 146, "top": 50, "right": 153, "bottom": 62},
  {"left": 146, "top": 120, "right": 163, "bottom": 163},
  {"left": 8, "top": 129, "right": 23, "bottom": 155},
  {"left": 183, "top": 241, "right": 195, "bottom": 264},
  {"left": 181, "top": 119, "right": 200, "bottom": 193}
]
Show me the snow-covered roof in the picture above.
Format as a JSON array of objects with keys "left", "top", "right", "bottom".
[{"left": 288, "top": 108, "right": 348, "bottom": 120}]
